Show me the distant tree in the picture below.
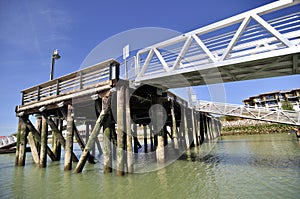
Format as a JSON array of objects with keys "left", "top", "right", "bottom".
[{"left": 281, "top": 101, "right": 293, "bottom": 110}]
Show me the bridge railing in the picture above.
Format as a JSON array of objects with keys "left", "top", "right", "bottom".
[
  {"left": 195, "top": 100, "right": 300, "bottom": 125},
  {"left": 0, "top": 135, "right": 17, "bottom": 149},
  {"left": 21, "top": 59, "right": 119, "bottom": 106},
  {"left": 134, "top": 0, "right": 300, "bottom": 82}
]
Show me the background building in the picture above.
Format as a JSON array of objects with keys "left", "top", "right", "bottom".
[{"left": 243, "top": 88, "right": 300, "bottom": 111}]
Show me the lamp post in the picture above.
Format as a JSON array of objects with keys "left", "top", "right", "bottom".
[{"left": 50, "top": 49, "right": 61, "bottom": 80}]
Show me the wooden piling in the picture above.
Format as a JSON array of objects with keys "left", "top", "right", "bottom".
[
  {"left": 191, "top": 110, "right": 198, "bottom": 148},
  {"left": 15, "top": 118, "right": 22, "bottom": 166},
  {"left": 183, "top": 107, "right": 190, "bottom": 149},
  {"left": 74, "top": 97, "right": 110, "bottom": 173},
  {"left": 27, "top": 132, "right": 40, "bottom": 165},
  {"left": 35, "top": 114, "right": 42, "bottom": 155},
  {"left": 39, "top": 115, "right": 48, "bottom": 168},
  {"left": 22, "top": 117, "right": 56, "bottom": 161},
  {"left": 126, "top": 86, "right": 133, "bottom": 173},
  {"left": 42, "top": 112, "right": 78, "bottom": 162},
  {"left": 153, "top": 94, "right": 165, "bottom": 164},
  {"left": 95, "top": 135, "right": 103, "bottom": 156},
  {"left": 73, "top": 123, "right": 95, "bottom": 163},
  {"left": 116, "top": 85, "right": 125, "bottom": 176},
  {"left": 64, "top": 105, "right": 74, "bottom": 171},
  {"left": 143, "top": 125, "right": 148, "bottom": 153},
  {"left": 203, "top": 114, "right": 208, "bottom": 140},
  {"left": 171, "top": 100, "right": 179, "bottom": 152},
  {"left": 163, "top": 126, "right": 168, "bottom": 147},
  {"left": 133, "top": 124, "right": 138, "bottom": 153},
  {"left": 58, "top": 107, "right": 91, "bottom": 162},
  {"left": 18, "top": 117, "right": 28, "bottom": 166},
  {"left": 103, "top": 121, "right": 113, "bottom": 173},
  {"left": 199, "top": 113, "right": 204, "bottom": 144},
  {"left": 150, "top": 125, "right": 154, "bottom": 151},
  {"left": 52, "top": 118, "right": 61, "bottom": 161}
]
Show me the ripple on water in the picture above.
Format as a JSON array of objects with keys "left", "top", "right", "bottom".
[{"left": 0, "top": 134, "right": 299, "bottom": 199}]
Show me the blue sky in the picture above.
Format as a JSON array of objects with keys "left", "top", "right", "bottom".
[{"left": 0, "top": 0, "right": 299, "bottom": 135}]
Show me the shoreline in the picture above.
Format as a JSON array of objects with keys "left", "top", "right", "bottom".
[{"left": 221, "top": 122, "right": 293, "bottom": 136}]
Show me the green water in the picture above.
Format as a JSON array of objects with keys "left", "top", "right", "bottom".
[{"left": 1, "top": 134, "right": 299, "bottom": 199}]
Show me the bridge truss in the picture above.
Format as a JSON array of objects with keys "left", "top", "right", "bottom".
[
  {"left": 195, "top": 100, "right": 300, "bottom": 125},
  {"left": 133, "top": 0, "right": 300, "bottom": 88}
]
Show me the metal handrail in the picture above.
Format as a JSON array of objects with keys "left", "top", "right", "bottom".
[
  {"left": 195, "top": 100, "right": 300, "bottom": 125},
  {"left": 134, "top": 1, "right": 300, "bottom": 81}
]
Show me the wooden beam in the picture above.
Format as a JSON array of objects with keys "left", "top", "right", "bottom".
[
  {"left": 51, "top": 118, "right": 61, "bottom": 161},
  {"left": 171, "top": 100, "right": 179, "bottom": 153},
  {"left": 73, "top": 125, "right": 95, "bottom": 164},
  {"left": 74, "top": 96, "right": 111, "bottom": 173},
  {"left": 64, "top": 105, "right": 74, "bottom": 171},
  {"left": 117, "top": 85, "right": 125, "bottom": 176},
  {"left": 41, "top": 112, "right": 78, "bottom": 162},
  {"left": 15, "top": 118, "right": 22, "bottom": 166},
  {"left": 191, "top": 110, "right": 198, "bottom": 147},
  {"left": 103, "top": 120, "right": 113, "bottom": 173},
  {"left": 21, "top": 117, "right": 56, "bottom": 161},
  {"left": 58, "top": 106, "right": 94, "bottom": 163},
  {"left": 27, "top": 132, "right": 40, "bottom": 165},
  {"left": 143, "top": 125, "right": 147, "bottom": 153},
  {"left": 126, "top": 86, "right": 133, "bottom": 173},
  {"left": 17, "top": 116, "right": 28, "bottom": 166},
  {"left": 39, "top": 115, "right": 48, "bottom": 168}
]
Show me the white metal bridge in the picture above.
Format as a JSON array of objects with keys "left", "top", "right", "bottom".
[
  {"left": 129, "top": 0, "right": 300, "bottom": 88},
  {"left": 122, "top": 0, "right": 300, "bottom": 126},
  {"left": 195, "top": 100, "right": 300, "bottom": 125},
  {"left": 0, "top": 135, "right": 17, "bottom": 149}
]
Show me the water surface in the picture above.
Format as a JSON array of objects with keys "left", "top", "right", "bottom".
[{"left": 0, "top": 133, "right": 299, "bottom": 199}]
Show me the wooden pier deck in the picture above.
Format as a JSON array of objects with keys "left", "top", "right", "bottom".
[{"left": 15, "top": 59, "right": 221, "bottom": 175}]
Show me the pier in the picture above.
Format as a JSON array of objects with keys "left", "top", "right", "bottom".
[
  {"left": 13, "top": 0, "right": 300, "bottom": 174},
  {"left": 14, "top": 59, "right": 221, "bottom": 174}
]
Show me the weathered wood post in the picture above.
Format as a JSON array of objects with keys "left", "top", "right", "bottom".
[
  {"left": 103, "top": 120, "right": 113, "bottom": 173},
  {"left": 209, "top": 116, "right": 213, "bottom": 139},
  {"left": 143, "top": 125, "right": 148, "bottom": 153},
  {"left": 15, "top": 118, "right": 21, "bottom": 166},
  {"left": 35, "top": 114, "right": 42, "bottom": 155},
  {"left": 133, "top": 124, "right": 139, "bottom": 153},
  {"left": 149, "top": 125, "right": 154, "bottom": 151},
  {"left": 203, "top": 114, "right": 208, "bottom": 140},
  {"left": 209, "top": 117, "right": 213, "bottom": 139},
  {"left": 191, "top": 109, "right": 198, "bottom": 148},
  {"left": 195, "top": 111, "right": 200, "bottom": 146},
  {"left": 27, "top": 131, "right": 40, "bottom": 165},
  {"left": 183, "top": 107, "right": 190, "bottom": 149},
  {"left": 171, "top": 99, "right": 179, "bottom": 153},
  {"left": 153, "top": 92, "right": 165, "bottom": 164},
  {"left": 52, "top": 118, "right": 61, "bottom": 161},
  {"left": 163, "top": 126, "right": 168, "bottom": 147},
  {"left": 39, "top": 114, "right": 48, "bottom": 168},
  {"left": 64, "top": 105, "right": 74, "bottom": 171},
  {"left": 117, "top": 84, "right": 125, "bottom": 176},
  {"left": 199, "top": 112, "right": 204, "bottom": 145},
  {"left": 102, "top": 97, "right": 113, "bottom": 173},
  {"left": 74, "top": 96, "right": 110, "bottom": 173},
  {"left": 16, "top": 116, "right": 28, "bottom": 166},
  {"left": 21, "top": 116, "right": 56, "bottom": 161},
  {"left": 126, "top": 86, "right": 133, "bottom": 173}
]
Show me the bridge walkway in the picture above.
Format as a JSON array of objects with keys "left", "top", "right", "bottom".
[{"left": 195, "top": 100, "right": 300, "bottom": 125}]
